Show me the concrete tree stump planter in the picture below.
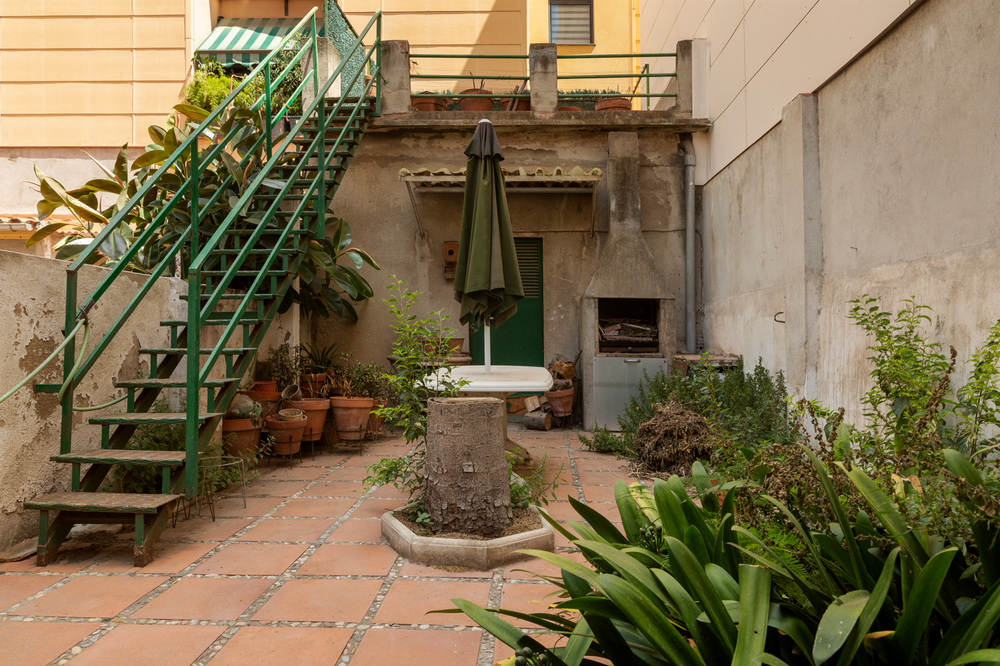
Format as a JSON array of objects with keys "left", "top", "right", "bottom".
[
  {"left": 381, "top": 504, "right": 554, "bottom": 570},
  {"left": 425, "top": 397, "right": 511, "bottom": 536}
]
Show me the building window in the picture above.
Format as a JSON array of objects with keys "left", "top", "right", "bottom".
[{"left": 550, "top": 0, "right": 592, "bottom": 45}]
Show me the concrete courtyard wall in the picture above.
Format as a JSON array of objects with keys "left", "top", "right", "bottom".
[{"left": 701, "top": 0, "right": 1000, "bottom": 425}]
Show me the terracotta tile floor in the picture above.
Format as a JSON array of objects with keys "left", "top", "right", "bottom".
[{"left": 0, "top": 427, "right": 632, "bottom": 665}]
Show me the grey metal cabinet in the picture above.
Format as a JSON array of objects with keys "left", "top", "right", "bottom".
[{"left": 592, "top": 356, "right": 672, "bottom": 430}]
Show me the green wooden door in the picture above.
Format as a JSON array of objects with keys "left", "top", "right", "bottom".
[{"left": 470, "top": 238, "right": 544, "bottom": 367}]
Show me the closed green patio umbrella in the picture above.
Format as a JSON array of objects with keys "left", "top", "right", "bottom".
[{"left": 453, "top": 119, "right": 523, "bottom": 374}]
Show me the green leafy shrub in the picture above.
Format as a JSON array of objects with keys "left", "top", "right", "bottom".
[
  {"left": 583, "top": 357, "right": 798, "bottom": 467},
  {"left": 451, "top": 448, "right": 1000, "bottom": 666}
]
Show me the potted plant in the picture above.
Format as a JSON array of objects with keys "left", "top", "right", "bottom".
[
  {"left": 298, "top": 343, "right": 341, "bottom": 397},
  {"left": 222, "top": 394, "right": 263, "bottom": 461},
  {"left": 330, "top": 363, "right": 376, "bottom": 441},
  {"left": 346, "top": 361, "right": 396, "bottom": 437},
  {"left": 595, "top": 94, "right": 632, "bottom": 112},
  {"left": 412, "top": 91, "right": 448, "bottom": 112},
  {"left": 264, "top": 410, "right": 307, "bottom": 456},
  {"left": 264, "top": 343, "right": 300, "bottom": 395},
  {"left": 458, "top": 81, "right": 493, "bottom": 112}
]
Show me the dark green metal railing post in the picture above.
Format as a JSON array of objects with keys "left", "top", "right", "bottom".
[
  {"left": 375, "top": 14, "right": 382, "bottom": 116},
  {"left": 311, "top": 15, "right": 320, "bottom": 100},
  {"left": 265, "top": 64, "right": 273, "bottom": 159},
  {"left": 60, "top": 275, "right": 76, "bottom": 455},
  {"left": 316, "top": 68, "right": 326, "bottom": 238},
  {"left": 185, "top": 142, "right": 201, "bottom": 497}
]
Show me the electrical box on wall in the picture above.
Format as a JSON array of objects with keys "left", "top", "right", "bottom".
[{"left": 444, "top": 241, "right": 458, "bottom": 279}]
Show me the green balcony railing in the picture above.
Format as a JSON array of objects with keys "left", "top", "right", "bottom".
[{"left": 407, "top": 51, "right": 676, "bottom": 109}]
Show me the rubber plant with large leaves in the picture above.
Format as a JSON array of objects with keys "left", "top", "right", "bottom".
[
  {"left": 446, "top": 453, "right": 1000, "bottom": 666},
  {"left": 26, "top": 102, "right": 377, "bottom": 320}
]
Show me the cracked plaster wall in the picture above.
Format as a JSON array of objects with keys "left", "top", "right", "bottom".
[{"left": 0, "top": 250, "right": 299, "bottom": 551}]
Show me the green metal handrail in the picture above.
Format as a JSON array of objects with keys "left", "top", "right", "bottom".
[
  {"left": 57, "top": 8, "right": 324, "bottom": 458},
  {"left": 52, "top": 6, "right": 383, "bottom": 498},
  {"left": 181, "top": 12, "right": 383, "bottom": 493}
]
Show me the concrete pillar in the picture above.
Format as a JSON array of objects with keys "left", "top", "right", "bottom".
[
  {"left": 675, "top": 39, "right": 709, "bottom": 118},
  {"left": 380, "top": 40, "right": 412, "bottom": 115},
  {"left": 302, "top": 37, "right": 341, "bottom": 110},
  {"left": 529, "top": 43, "right": 558, "bottom": 114},
  {"left": 781, "top": 94, "right": 823, "bottom": 400}
]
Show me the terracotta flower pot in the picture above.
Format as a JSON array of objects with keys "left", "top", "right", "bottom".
[
  {"left": 595, "top": 97, "right": 632, "bottom": 112},
  {"left": 284, "top": 397, "right": 330, "bottom": 442},
  {"left": 221, "top": 418, "right": 262, "bottom": 460},
  {"left": 252, "top": 380, "right": 277, "bottom": 393},
  {"left": 265, "top": 414, "right": 306, "bottom": 455},
  {"left": 369, "top": 398, "right": 388, "bottom": 436},
  {"left": 500, "top": 97, "right": 531, "bottom": 111},
  {"left": 330, "top": 396, "right": 375, "bottom": 440},
  {"left": 298, "top": 373, "right": 327, "bottom": 397},
  {"left": 412, "top": 92, "right": 448, "bottom": 112},
  {"left": 242, "top": 390, "right": 281, "bottom": 421},
  {"left": 458, "top": 89, "right": 493, "bottom": 112},
  {"left": 558, "top": 106, "right": 585, "bottom": 112},
  {"left": 544, "top": 388, "right": 575, "bottom": 417}
]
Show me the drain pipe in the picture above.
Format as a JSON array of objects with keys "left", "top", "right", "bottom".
[{"left": 681, "top": 136, "right": 697, "bottom": 353}]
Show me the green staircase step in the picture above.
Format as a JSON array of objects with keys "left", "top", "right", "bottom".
[
  {"left": 114, "top": 378, "right": 234, "bottom": 389},
  {"left": 51, "top": 450, "right": 187, "bottom": 466},
  {"left": 89, "top": 412, "right": 223, "bottom": 426},
  {"left": 177, "top": 293, "right": 276, "bottom": 302},
  {"left": 140, "top": 347, "right": 253, "bottom": 356},
  {"left": 220, "top": 226, "right": 315, "bottom": 235},
  {"left": 209, "top": 248, "right": 297, "bottom": 255},
  {"left": 159, "top": 317, "right": 265, "bottom": 327},
  {"left": 201, "top": 270, "right": 286, "bottom": 277},
  {"left": 25, "top": 492, "right": 182, "bottom": 514}
]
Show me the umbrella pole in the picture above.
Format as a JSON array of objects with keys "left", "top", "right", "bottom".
[{"left": 484, "top": 321, "right": 491, "bottom": 375}]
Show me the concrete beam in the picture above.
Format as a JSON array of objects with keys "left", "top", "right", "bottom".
[
  {"left": 675, "top": 39, "right": 708, "bottom": 118},
  {"left": 302, "top": 37, "right": 341, "bottom": 110},
  {"left": 529, "top": 44, "right": 558, "bottom": 114},
  {"left": 380, "top": 40, "right": 412, "bottom": 116},
  {"left": 781, "top": 94, "right": 823, "bottom": 400}
]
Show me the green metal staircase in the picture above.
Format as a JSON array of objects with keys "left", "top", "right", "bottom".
[{"left": 26, "top": 9, "right": 382, "bottom": 566}]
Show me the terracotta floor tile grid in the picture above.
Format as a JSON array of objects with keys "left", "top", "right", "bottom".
[{"left": 0, "top": 428, "right": 633, "bottom": 666}]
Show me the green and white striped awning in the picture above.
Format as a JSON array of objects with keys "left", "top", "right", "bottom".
[{"left": 197, "top": 18, "right": 324, "bottom": 67}]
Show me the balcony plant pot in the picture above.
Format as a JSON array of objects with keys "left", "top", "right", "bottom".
[
  {"left": 284, "top": 397, "right": 330, "bottom": 442},
  {"left": 500, "top": 97, "right": 531, "bottom": 111},
  {"left": 221, "top": 418, "right": 262, "bottom": 461},
  {"left": 412, "top": 92, "right": 448, "bottom": 112},
  {"left": 458, "top": 89, "right": 493, "bottom": 112},
  {"left": 330, "top": 396, "right": 375, "bottom": 440},
  {"left": 595, "top": 97, "right": 632, "bottom": 112},
  {"left": 265, "top": 414, "right": 306, "bottom": 455},
  {"left": 544, "top": 387, "right": 575, "bottom": 417},
  {"left": 558, "top": 106, "right": 585, "bottom": 112}
]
